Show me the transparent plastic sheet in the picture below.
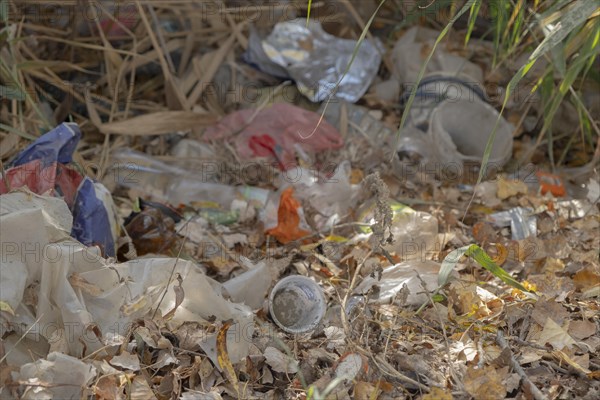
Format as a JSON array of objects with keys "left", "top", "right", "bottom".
[
  {"left": 18, "top": 352, "right": 97, "bottom": 400},
  {"left": 395, "top": 84, "right": 514, "bottom": 171},
  {"left": 353, "top": 260, "right": 444, "bottom": 306},
  {"left": 358, "top": 201, "right": 439, "bottom": 261},
  {"left": 1, "top": 191, "right": 272, "bottom": 381},
  {"left": 246, "top": 19, "right": 382, "bottom": 102},
  {"left": 319, "top": 101, "right": 394, "bottom": 144},
  {"left": 390, "top": 26, "right": 514, "bottom": 170},
  {"left": 291, "top": 160, "right": 360, "bottom": 230},
  {"left": 400, "top": 74, "right": 487, "bottom": 131}
]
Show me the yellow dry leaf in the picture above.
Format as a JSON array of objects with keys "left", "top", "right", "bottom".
[
  {"left": 464, "top": 365, "right": 506, "bottom": 400},
  {"left": 553, "top": 350, "right": 591, "bottom": 375},
  {"left": 69, "top": 272, "right": 104, "bottom": 296},
  {"left": 0, "top": 301, "right": 15, "bottom": 316},
  {"left": 163, "top": 274, "right": 184, "bottom": 321},
  {"left": 538, "top": 317, "right": 577, "bottom": 350},
  {"left": 217, "top": 319, "right": 240, "bottom": 399},
  {"left": 497, "top": 177, "right": 528, "bottom": 199}
]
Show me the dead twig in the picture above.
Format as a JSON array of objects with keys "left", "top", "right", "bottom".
[{"left": 496, "top": 330, "right": 548, "bottom": 400}]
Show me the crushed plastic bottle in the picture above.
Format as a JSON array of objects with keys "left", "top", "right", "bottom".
[{"left": 108, "top": 148, "right": 270, "bottom": 211}]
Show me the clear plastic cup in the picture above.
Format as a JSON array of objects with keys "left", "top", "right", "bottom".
[{"left": 269, "top": 275, "right": 326, "bottom": 334}]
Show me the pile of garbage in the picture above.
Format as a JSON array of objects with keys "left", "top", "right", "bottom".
[{"left": 1, "top": 9, "right": 599, "bottom": 400}]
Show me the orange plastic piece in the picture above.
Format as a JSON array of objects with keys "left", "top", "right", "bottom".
[
  {"left": 266, "top": 187, "right": 310, "bottom": 244},
  {"left": 535, "top": 171, "right": 566, "bottom": 197}
]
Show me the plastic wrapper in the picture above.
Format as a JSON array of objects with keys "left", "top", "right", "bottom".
[
  {"left": 0, "top": 123, "right": 118, "bottom": 256},
  {"left": 203, "top": 103, "right": 343, "bottom": 170},
  {"left": 489, "top": 207, "right": 537, "bottom": 240},
  {"left": 265, "top": 187, "right": 311, "bottom": 244},
  {"left": 554, "top": 200, "right": 594, "bottom": 220},
  {"left": 245, "top": 19, "right": 382, "bottom": 102}
]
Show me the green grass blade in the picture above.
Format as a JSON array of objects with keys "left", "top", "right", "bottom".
[
  {"left": 335, "top": 0, "right": 386, "bottom": 89},
  {"left": 439, "top": 244, "right": 534, "bottom": 295},
  {"left": 529, "top": 1, "right": 598, "bottom": 61},
  {"left": 0, "top": 0, "right": 7, "bottom": 24},
  {"left": 539, "top": 26, "right": 599, "bottom": 142},
  {"left": 466, "top": 1, "right": 598, "bottom": 210},
  {"left": 464, "top": 0, "right": 482, "bottom": 47},
  {"left": 305, "top": 0, "right": 312, "bottom": 27}
]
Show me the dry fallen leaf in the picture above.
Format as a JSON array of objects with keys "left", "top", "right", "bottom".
[
  {"left": 497, "top": 177, "right": 528, "bottom": 200},
  {"left": 109, "top": 351, "right": 141, "bottom": 371},
  {"left": 68, "top": 272, "right": 104, "bottom": 296},
  {"left": 421, "top": 386, "right": 453, "bottom": 400},
  {"left": 538, "top": 317, "right": 577, "bottom": 350},
  {"left": 353, "top": 381, "right": 382, "bottom": 400},
  {"left": 216, "top": 319, "right": 240, "bottom": 398},
  {"left": 163, "top": 273, "right": 185, "bottom": 320},
  {"left": 568, "top": 319, "right": 597, "bottom": 340},
  {"left": 263, "top": 346, "right": 299, "bottom": 374},
  {"left": 334, "top": 353, "right": 365, "bottom": 381},
  {"left": 464, "top": 365, "right": 506, "bottom": 400},
  {"left": 98, "top": 111, "right": 217, "bottom": 135},
  {"left": 572, "top": 267, "right": 600, "bottom": 292},
  {"left": 553, "top": 349, "right": 591, "bottom": 375},
  {"left": 129, "top": 375, "right": 158, "bottom": 400},
  {"left": 93, "top": 374, "right": 125, "bottom": 400}
]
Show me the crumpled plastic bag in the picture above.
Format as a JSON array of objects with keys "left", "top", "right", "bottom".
[
  {"left": 203, "top": 103, "right": 343, "bottom": 170},
  {"left": 392, "top": 25, "right": 484, "bottom": 87},
  {"left": 0, "top": 123, "right": 118, "bottom": 256},
  {"left": 245, "top": 19, "right": 382, "bottom": 102}
]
